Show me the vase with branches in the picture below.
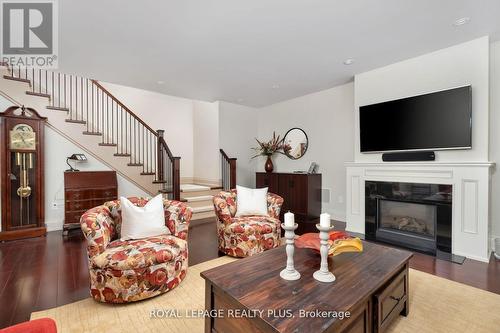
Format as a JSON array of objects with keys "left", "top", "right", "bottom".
[{"left": 252, "top": 132, "right": 285, "bottom": 173}]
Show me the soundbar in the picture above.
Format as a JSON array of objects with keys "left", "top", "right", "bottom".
[{"left": 382, "top": 151, "right": 435, "bottom": 162}]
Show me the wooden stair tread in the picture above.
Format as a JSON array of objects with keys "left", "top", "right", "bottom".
[
  {"left": 140, "top": 172, "right": 155, "bottom": 175},
  {"left": 82, "top": 131, "right": 102, "bottom": 136},
  {"left": 180, "top": 184, "right": 211, "bottom": 192},
  {"left": 127, "top": 163, "right": 143, "bottom": 166},
  {"left": 46, "top": 106, "right": 69, "bottom": 112},
  {"left": 3, "top": 75, "right": 30, "bottom": 83},
  {"left": 65, "top": 119, "right": 86, "bottom": 124},
  {"left": 152, "top": 179, "right": 168, "bottom": 184},
  {"left": 114, "top": 153, "right": 131, "bottom": 157},
  {"left": 26, "top": 91, "right": 51, "bottom": 98},
  {"left": 98, "top": 143, "right": 117, "bottom": 147}
]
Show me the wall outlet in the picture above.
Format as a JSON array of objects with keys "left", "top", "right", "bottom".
[
  {"left": 51, "top": 201, "right": 63, "bottom": 210},
  {"left": 337, "top": 195, "right": 344, "bottom": 204}
]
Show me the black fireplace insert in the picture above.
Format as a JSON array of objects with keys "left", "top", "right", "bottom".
[{"left": 365, "top": 181, "right": 452, "bottom": 256}]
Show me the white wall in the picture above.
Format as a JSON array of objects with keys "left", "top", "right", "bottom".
[
  {"left": 489, "top": 40, "right": 500, "bottom": 248},
  {"left": 218, "top": 102, "right": 259, "bottom": 187},
  {"left": 257, "top": 83, "right": 355, "bottom": 220},
  {"left": 193, "top": 101, "right": 220, "bottom": 184},
  {"left": 354, "top": 36, "right": 490, "bottom": 163},
  {"left": 44, "top": 126, "right": 149, "bottom": 231},
  {"left": 101, "top": 82, "right": 195, "bottom": 179}
]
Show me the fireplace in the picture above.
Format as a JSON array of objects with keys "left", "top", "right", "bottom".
[{"left": 365, "top": 181, "right": 452, "bottom": 256}]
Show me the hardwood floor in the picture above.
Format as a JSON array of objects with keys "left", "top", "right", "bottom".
[{"left": 0, "top": 218, "right": 498, "bottom": 329}]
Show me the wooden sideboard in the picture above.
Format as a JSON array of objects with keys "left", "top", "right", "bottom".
[
  {"left": 64, "top": 171, "right": 118, "bottom": 233},
  {"left": 256, "top": 172, "right": 321, "bottom": 234}
]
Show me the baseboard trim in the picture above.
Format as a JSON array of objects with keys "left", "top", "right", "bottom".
[{"left": 452, "top": 250, "right": 490, "bottom": 263}]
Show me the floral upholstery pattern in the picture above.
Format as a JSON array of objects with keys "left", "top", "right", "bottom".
[
  {"left": 80, "top": 197, "right": 192, "bottom": 303},
  {"left": 92, "top": 235, "right": 187, "bottom": 270},
  {"left": 213, "top": 190, "right": 284, "bottom": 257}
]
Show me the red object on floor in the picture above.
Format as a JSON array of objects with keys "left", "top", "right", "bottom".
[{"left": 0, "top": 318, "right": 57, "bottom": 333}]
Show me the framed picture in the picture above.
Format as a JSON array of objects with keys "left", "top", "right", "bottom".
[{"left": 308, "top": 162, "right": 318, "bottom": 174}]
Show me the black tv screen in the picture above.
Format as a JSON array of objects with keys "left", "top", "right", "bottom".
[{"left": 359, "top": 86, "right": 472, "bottom": 153}]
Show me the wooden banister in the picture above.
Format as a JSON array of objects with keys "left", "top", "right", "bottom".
[
  {"left": 90, "top": 80, "right": 158, "bottom": 136},
  {"left": 4, "top": 65, "right": 181, "bottom": 198},
  {"left": 220, "top": 149, "right": 236, "bottom": 190}
]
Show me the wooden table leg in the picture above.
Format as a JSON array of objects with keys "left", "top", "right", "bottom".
[
  {"left": 401, "top": 262, "right": 410, "bottom": 316},
  {"left": 205, "top": 280, "right": 214, "bottom": 333}
]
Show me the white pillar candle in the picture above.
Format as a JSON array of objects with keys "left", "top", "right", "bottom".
[
  {"left": 320, "top": 213, "right": 331, "bottom": 228},
  {"left": 284, "top": 211, "right": 295, "bottom": 227}
]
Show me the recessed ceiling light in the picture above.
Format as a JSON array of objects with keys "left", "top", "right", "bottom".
[
  {"left": 343, "top": 58, "right": 354, "bottom": 65},
  {"left": 157, "top": 80, "right": 165, "bottom": 85},
  {"left": 272, "top": 84, "right": 280, "bottom": 89},
  {"left": 453, "top": 17, "right": 470, "bottom": 26}
]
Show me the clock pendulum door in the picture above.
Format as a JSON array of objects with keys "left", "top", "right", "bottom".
[{"left": 12, "top": 152, "right": 35, "bottom": 227}]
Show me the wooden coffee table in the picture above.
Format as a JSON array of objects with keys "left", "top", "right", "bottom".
[{"left": 201, "top": 241, "right": 412, "bottom": 333}]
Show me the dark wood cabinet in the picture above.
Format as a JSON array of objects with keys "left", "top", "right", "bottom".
[
  {"left": 64, "top": 171, "right": 117, "bottom": 233},
  {"left": 256, "top": 172, "right": 321, "bottom": 234}
]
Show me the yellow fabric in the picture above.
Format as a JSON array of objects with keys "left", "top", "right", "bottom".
[
  {"left": 31, "top": 257, "right": 500, "bottom": 333},
  {"left": 329, "top": 237, "right": 363, "bottom": 256}
]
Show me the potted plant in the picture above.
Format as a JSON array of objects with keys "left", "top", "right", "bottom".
[{"left": 252, "top": 132, "right": 286, "bottom": 173}]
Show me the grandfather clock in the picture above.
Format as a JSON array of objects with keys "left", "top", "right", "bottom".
[{"left": 0, "top": 106, "right": 46, "bottom": 240}]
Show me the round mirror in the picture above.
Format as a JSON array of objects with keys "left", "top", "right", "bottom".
[{"left": 283, "top": 128, "right": 308, "bottom": 160}]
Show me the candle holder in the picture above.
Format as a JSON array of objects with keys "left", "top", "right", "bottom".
[
  {"left": 313, "top": 224, "right": 336, "bottom": 283},
  {"left": 280, "top": 223, "right": 301, "bottom": 281}
]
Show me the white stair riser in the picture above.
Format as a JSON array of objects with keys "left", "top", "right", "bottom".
[
  {"left": 183, "top": 195, "right": 214, "bottom": 202},
  {"left": 184, "top": 200, "right": 214, "bottom": 208}
]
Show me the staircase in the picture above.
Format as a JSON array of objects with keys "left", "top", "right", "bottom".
[
  {"left": 0, "top": 64, "right": 180, "bottom": 199},
  {"left": 180, "top": 183, "right": 223, "bottom": 220},
  {"left": 176, "top": 148, "right": 237, "bottom": 220}
]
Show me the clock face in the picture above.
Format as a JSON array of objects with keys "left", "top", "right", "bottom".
[{"left": 10, "top": 124, "right": 36, "bottom": 151}]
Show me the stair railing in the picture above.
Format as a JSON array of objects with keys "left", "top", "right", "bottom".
[
  {"left": 156, "top": 130, "right": 181, "bottom": 200},
  {"left": 219, "top": 149, "right": 236, "bottom": 191},
  {"left": 2, "top": 65, "right": 180, "bottom": 199}
]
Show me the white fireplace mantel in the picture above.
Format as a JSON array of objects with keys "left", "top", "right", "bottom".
[{"left": 345, "top": 161, "right": 495, "bottom": 262}]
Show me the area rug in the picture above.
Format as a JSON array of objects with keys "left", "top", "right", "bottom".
[{"left": 31, "top": 257, "right": 500, "bottom": 333}]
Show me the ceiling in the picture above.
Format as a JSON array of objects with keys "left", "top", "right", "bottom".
[{"left": 59, "top": 0, "right": 500, "bottom": 107}]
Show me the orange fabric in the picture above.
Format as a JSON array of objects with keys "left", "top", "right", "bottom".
[
  {"left": 0, "top": 318, "right": 57, "bottom": 333},
  {"left": 295, "top": 231, "right": 363, "bottom": 256}
]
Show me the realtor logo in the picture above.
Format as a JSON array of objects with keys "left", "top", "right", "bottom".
[{"left": 1, "top": 0, "right": 58, "bottom": 68}]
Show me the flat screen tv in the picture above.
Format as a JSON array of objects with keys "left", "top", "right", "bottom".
[{"left": 359, "top": 85, "right": 472, "bottom": 153}]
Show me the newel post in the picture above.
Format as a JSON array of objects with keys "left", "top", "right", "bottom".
[
  {"left": 172, "top": 157, "right": 181, "bottom": 201},
  {"left": 229, "top": 158, "right": 237, "bottom": 189},
  {"left": 156, "top": 130, "right": 164, "bottom": 182}
]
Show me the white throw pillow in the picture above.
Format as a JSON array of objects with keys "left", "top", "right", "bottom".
[
  {"left": 120, "top": 194, "right": 170, "bottom": 240},
  {"left": 235, "top": 185, "right": 269, "bottom": 217}
]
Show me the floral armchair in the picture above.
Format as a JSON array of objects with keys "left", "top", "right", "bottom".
[
  {"left": 213, "top": 190, "right": 284, "bottom": 257},
  {"left": 80, "top": 197, "right": 192, "bottom": 303}
]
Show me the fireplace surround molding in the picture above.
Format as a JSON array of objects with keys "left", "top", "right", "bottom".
[{"left": 345, "top": 161, "right": 494, "bottom": 262}]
